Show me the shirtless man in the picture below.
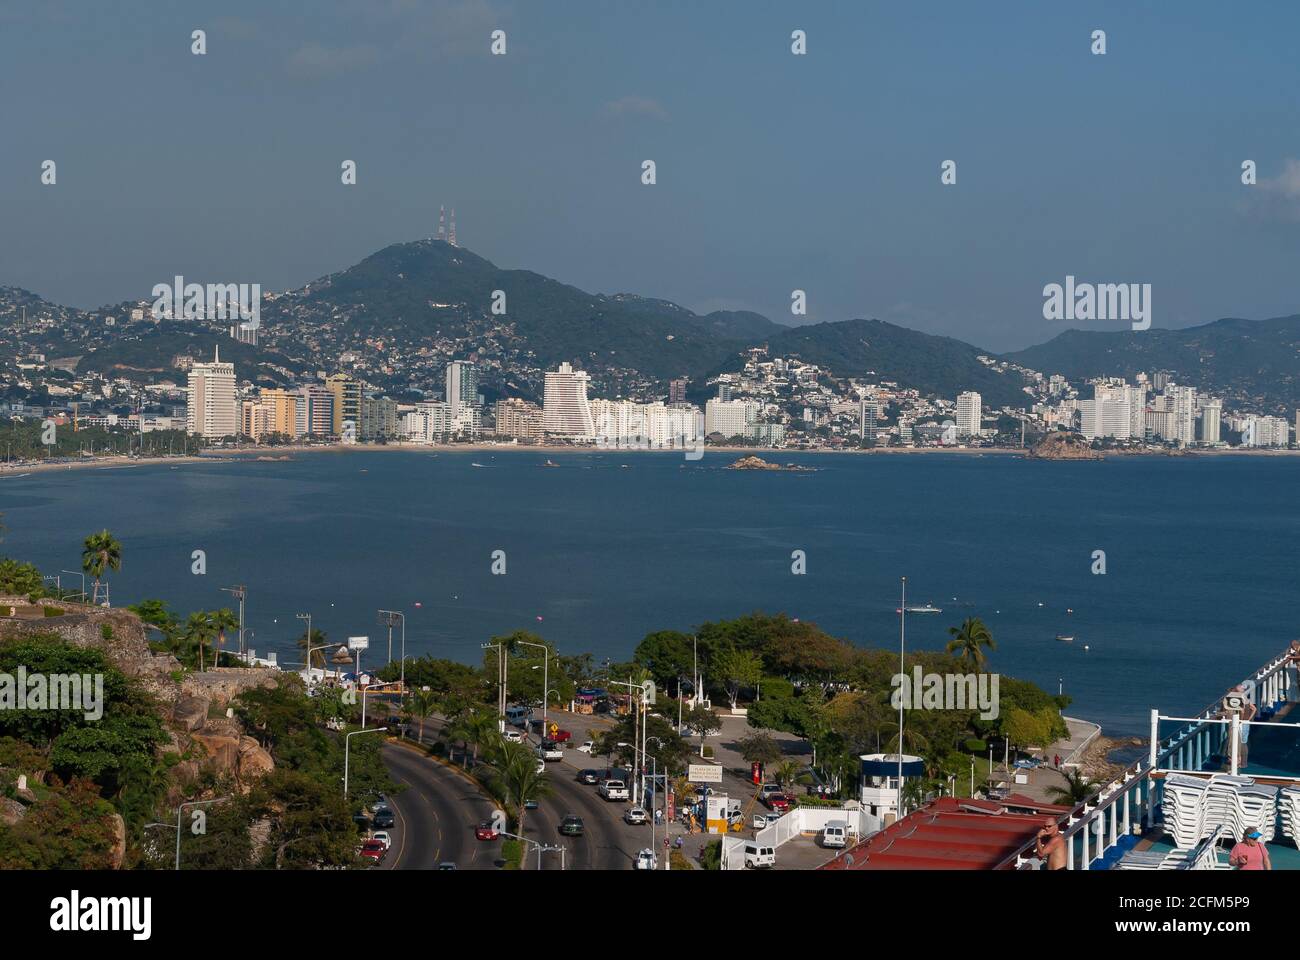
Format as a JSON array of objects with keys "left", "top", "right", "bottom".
[{"left": 1035, "top": 817, "right": 1067, "bottom": 870}]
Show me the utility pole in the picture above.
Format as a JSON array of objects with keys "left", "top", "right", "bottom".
[{"left": 222, "top": 585, "right": 247, "bottom": 656}]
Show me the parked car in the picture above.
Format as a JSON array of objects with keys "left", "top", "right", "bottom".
[
  {"left": 475, "top": 820, "right": 499, "bottom": 841},
  {"left": 372, "top": 810, "right": 395, "bottom": 829},
  {"left": 821, "top": 820, "right": 848, "bottom": 848},
  {"left": 358, "top": 840, "right": 386, "bottom": 862},
  {"left": 577, "top": 740, "right": 595, "bottom": 754},
  {"left": 578, "top": 769, "right": 601, "bottom": 785},
  {"left": 551, "top": 729, "right": 572, "bottom": 743},
  {"left": 370, "top": 831, "right": 392, "bottom": 850},
  {"left": 623, "top": 806, "right": 649, "bottom": 825},
  {"left": 634, "top": 848, "right": 658, "bottom": 870},
  {"left": 762, "top": 792, "right": 792, "bottom": 812},
  {"left": 743, "top": 843, "right": 776, "bottom": 869},
  {"left": 599, "top": 779, "right": 630, "bottom": 801},
  {"left": 758, "top": 783, "right": 784, "bottom": 800},
  {"left": 559, "top": 815, "right": 585, "bottom": 837},
  {"left": 503, "top": 730, "right": 524, "bottom": 743}
]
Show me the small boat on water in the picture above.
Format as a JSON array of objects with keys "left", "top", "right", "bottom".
[
  {"left": 542, "top": 459, "right": 560, "bottom": 467},
  {"left": 904, "top": 604, "right": 942, "bottom": 614},
  {"left": 1056, "top": 634, "right": 1074, "bottom": 642},
  {"left": 471, "top": 462, "right": 486, "bottom": 467}
]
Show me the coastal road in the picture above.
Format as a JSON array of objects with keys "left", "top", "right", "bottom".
[{"left": 381, "top": 741, "right": 501, "bottom": 870}]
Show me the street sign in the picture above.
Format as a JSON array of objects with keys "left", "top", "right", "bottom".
[
  {"left": 347, "top": 636, "right": 370, "bottom": 651},
  {"left": 688, "top": 763, "right": 723, "bottom": 783}
]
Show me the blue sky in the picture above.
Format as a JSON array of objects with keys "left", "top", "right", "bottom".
[{"left": 2, "top": 0, "right": 1298, "bottom": 351}]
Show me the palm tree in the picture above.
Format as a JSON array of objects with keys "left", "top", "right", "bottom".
[
  {"left": 296, "top": 628, "right": 329, "bottom": 669},
  {"left": 466, "top": 709, "right": 501, "bottom": 763},
  {"left": 210, "top": 607, "right": 239, "bottom": 667},
  {"left": 81, "top": 529, "right": 121, "bottom": 606},
  {"left": 774, "top": 758, "right": 802, "bottom": 792},
  {"left": 491, "top": 742, "right": 552, "bottom": 855},
  {"left": 946, "top": 617, "right": 996, "bottom": 670},
  {"left": 406, "top": 688, "right": 438, "bottom": 744},
  {"left": 1046, "top": 768, "right": 1096, "bottom": 806},
  {"left": 185, "top": 610, "right": 215, "bottom": 671}
]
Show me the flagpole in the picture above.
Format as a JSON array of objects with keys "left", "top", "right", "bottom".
[{"left": 898, "top": 576, "right": 906, "bottom": 819}]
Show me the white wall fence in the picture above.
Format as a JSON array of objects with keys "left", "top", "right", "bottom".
[{"left": 720, "top": 805, "right": 882, "bottom": 870}]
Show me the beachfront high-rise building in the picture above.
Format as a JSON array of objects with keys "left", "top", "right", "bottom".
[
  {"left": 1080, "top": 398, "right": 1131, "bottom": 440},
  {"left": 705, "top": 398, "right": 759, "bottom": 439},
  {"left": 325, "top": 374, "right": 362, "bottom": 436},
  {"left": 305, "top": 385, "right": 334, "bottom": 436},
  {"left": 859, "top": 398, "right": 878, "bottom": 444},
  {"left": 955, "top": 392, "right": 981, "bottom": 438},
  {"left": 1243, "top": 415, "right": 1290, "bottom": 448},
  {"left": 360, "top": 396, "right": 399, "bottom": 441},
  {"left": 1199, "top": 401, "right": 1222, "bottom": 445},
  {"left": 186, "top": 346, "right": 238, "bottom": 438},
  {"left": 668, "top": 378, "right": 689, "bottom": 404},
  {"left": 446, "top": 360, "right": 480, "bottom": 420},
  {"left": 543, "top": 362, "right": 595, "bottom": 439},
  {"left": 495, "top": 398, "right": 545, "bottom": 441},
  {"left": 258, "top": 388, "right": 301, "bottom": 438}
]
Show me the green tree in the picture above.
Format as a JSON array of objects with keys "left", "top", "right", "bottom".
[
  {"left": 405, "top": 687, "right": 438, "bottom": 743},
  {"left": 296, "top": 628, "right": 331, "bottom": 670},
  {"left": 713, "top": 647, "right": 763, "bottom": 711},
  {"left": 488, "top": 741, "right": 551, "bottom": 852},
  {"left": 945, "top": 617, "right": 996, "bottom": 670},
  {"left": 684, "top": 704, "right": 720, "bottom": 757},
  {"left": 736, "top": 731, "right": 782, "bottom": 767},
  {"left": 80, "top": 529, "right": 121, "bottom": 606},
  {"left": 185, "top": 610, "right": 215, "bottom": 671},
  {"left": 0, "top": 557, "right": 46, "bottom": 599}
]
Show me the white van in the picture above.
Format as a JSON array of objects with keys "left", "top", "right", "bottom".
[
  {"left": 744, "top": 843, "right": 776, "bottom": 869},
  {"left": 505, "top": 705, "right": 530, "bottom": 727},
  {"left": 821, "top": 820, "right": 848, "bottom": 848}
]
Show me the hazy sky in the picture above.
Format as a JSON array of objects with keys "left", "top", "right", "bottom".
[{"left": 3, "top": 1, "right": 1298, "bottom": 351}]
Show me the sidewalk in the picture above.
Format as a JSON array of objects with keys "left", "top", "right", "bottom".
[{"left": 996, "top": 717, "right": 1102, "bottom": 803}]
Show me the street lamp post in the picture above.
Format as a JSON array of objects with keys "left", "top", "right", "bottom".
[
  {"left": 378, "top": 610, "right": 406, "bottom": 690},
  {"left": 173, "top": 797, "right": 230, "bottom": 870},
  {"left": 344, "top": 727, "right": 387, "bottom": 797},
  {"left": 221, "top": 585, "right": 247, "bottom": 655},
  {"left": 518, "top": 640, "right": 549, "bottom": 742},
  {"left": 296, "top": 612, "right": 313, "bottom": 673},
  {"left": 61, "top": 569, "right": 85, "bottom": 603}
]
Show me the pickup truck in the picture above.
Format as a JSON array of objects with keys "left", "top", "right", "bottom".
[
  {"left": 599, "top": 779, "right": 630, "bottom": 801},
  {"left": 538, "top": 740, "right": 564, "bottom": 761}
]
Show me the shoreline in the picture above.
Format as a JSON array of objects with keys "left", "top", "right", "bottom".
[{"left": 2, "top": 439, "right": 1299, "bottom": 477}]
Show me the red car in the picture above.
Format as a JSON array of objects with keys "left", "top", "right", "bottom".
[
  {"left": 762, "top": 793, "right": 792, "bottom": 812},
  {"left": 475, "top": 820, "right": 499, "bottom": 841},
  {"left": 359, "top": 840, "right": 386, "bottom": 862},
  {"left": 551, "top": 729, "right": 572, "bottom": 743}
]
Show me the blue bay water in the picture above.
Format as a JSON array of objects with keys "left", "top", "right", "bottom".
[{"left": 2, "top": 448, "right": 1296, "bottom": 738}]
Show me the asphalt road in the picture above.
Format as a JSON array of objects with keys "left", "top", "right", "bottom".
[{"left": 381, "top": 742, "right": 501, "bottom": 870}]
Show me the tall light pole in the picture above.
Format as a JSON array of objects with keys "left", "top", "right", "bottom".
[
  {"left": 222, "top": 585, "right": 246, "bottom": 655},
  {"left": 296, "top": 612, "right": 313, "bottom": 675},
  {"left": 898, "top": 576, "right": 906, "bottom": 820},
  {"left": 344, "top": 727, "right": 387, "bottom": 796},
  {"left": 174, "top": 797, "right": 230, "bottom": 870},
  {"left": 482, "top": 642, "right": 507, "bottom": 731},
  {"left": 61, "top": 569, "right": 85, "bottom": 603},
  {"left": 518, "top": 640, "right": 549, "bottom": 741},
  {"left": 378, "top": 610, "right": 405, "bottom": 689}
]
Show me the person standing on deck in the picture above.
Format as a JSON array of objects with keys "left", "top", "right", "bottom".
[
  {"left": 1035, "top": 817, "right": 1067, "bottom": 870},
  {"left": 1288, "top": 641, "right": 1300, "bottom": 702},
  {"left": 1228, "top": 830, "right": 1271, "bottom": 870},
  {"left": 1218, "top": 685, "right": 1257, "bottom": 770}
]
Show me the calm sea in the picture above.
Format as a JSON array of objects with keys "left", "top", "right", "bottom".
[{"left": 2, "top": 448, "right": 1296, "bottom": 737}]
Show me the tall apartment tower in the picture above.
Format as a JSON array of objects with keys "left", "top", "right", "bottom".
[
  {"left": 446, "top": 360, "right": 480, "bottom": 419},
  {"left": 543, "top": 362, "right": 595, "bottom": 438},
  {"left": 955, "top": 391, "right": 982, "bottom": 438},
  {"left": 325, "top": 374, "right": 362, "bottom": 436},
  {"left": 860, "top": 398, "right": 878, "bottom": 444},
  {"left": 186, "top": 346, "right": 238, "bottom": 438},
  {"left": 668, "top": 378, "right": 689, "bottom": 404}
]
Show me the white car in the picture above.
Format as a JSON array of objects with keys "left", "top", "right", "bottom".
[
  {"left": 503, "top": 730, "right": 524, "bottom": 743},
  {"left": 623, "top": 806, "right": 649, "bottom": 825},
  {"left": 599, "top": 779, "right": 630, "bottom": 801},
  {"left": 535, "top": 758, "right": 546, "bottom": 774},
  {"left": 370, "top": 831, "right": 392, "bottom": 850},
  {"left": 577, "top": 740, "right": 594, "bottom": 754},
  {"left": 634, "top": 848, "right": 658, "bottom": 870}
]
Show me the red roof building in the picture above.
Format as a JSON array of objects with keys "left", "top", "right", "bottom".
[{"left": 820, "top": 794, "right": 1073, "bottom": 871}]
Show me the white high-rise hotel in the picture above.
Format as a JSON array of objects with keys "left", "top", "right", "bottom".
[
  {"left": 955, "top": 392, "right": 981, "bottom": 438},
  {"left": 543, "top": 362, "right": 595, "bottom": 438},
  {"left": 186, "top": 346, "right": 238, "bottom": 438}
]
